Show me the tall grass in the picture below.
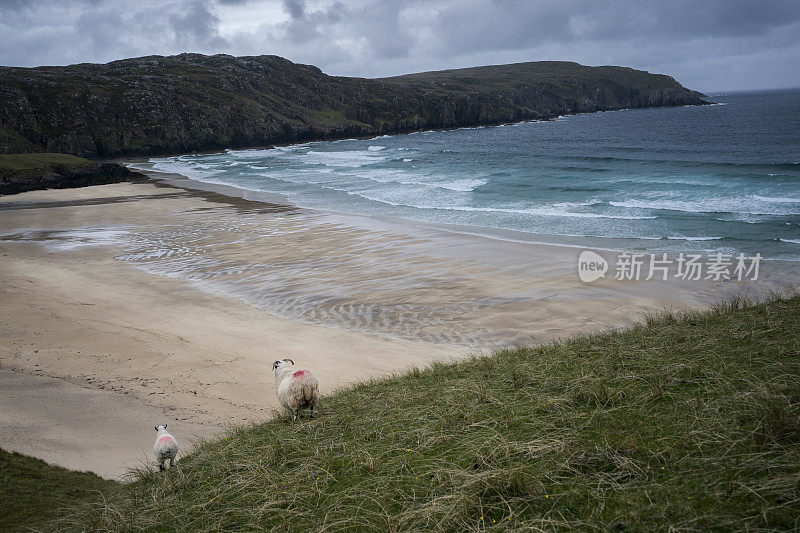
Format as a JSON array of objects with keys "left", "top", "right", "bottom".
[
  {"left": 0, "top": 449, "right": 117, "bottom": 532},
  {"left": 52, "top": 295, "right": 800, "bottom": 531}
]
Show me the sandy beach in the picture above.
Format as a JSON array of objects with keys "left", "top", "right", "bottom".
[{"left": 1, "top": 174, "right": 794, "bottom": 478}]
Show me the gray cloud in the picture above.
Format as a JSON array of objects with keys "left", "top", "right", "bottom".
[
  {"left": 168, "top": 0, "right": 228, "bottom": 49},
  {"left": 1, "top": 0, "right": 799, "bottom": 91},
  {"left": 282, "top": 0, "right": 305, "bottom": 19}
]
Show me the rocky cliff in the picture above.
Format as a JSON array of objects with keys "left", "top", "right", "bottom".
[
  {"left": 0, "top": 54, "right": 707, "bottom": 158},
  {"left": 0, "top": 153, "right": 144, "bottom": 195}
]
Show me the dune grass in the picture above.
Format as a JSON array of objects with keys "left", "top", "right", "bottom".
[
  {"left": 0, "top": 449, "right": 117, "bottom": 532},
  {"left": 45, "top": 294, "right": 800, "bottom": 531}
]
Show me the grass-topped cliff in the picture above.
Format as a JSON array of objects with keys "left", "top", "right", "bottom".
[
  {"left": 22, "top": 295, "right": 796, "bottom": 531},
  {"left": 0, "top": 54, "right": 706, "bottom": 158},
  {"left": 0, "top": 153, "right": 143, "bottom": 194}
]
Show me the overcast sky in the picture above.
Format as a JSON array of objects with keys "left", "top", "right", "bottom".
[{"left": 1, "top": 0, "right": 799, "bottom": 92}]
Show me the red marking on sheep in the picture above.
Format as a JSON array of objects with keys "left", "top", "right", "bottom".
[
  {"left": 158, "top": 436, "right": 173, "bottom": 444},
  {"left": 293, "top": 370, "right": 307, "bottom": 378}
]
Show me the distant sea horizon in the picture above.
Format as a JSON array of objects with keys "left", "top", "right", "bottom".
[{"left": 139, "top": 88, "right": 800, "bottom": 262}]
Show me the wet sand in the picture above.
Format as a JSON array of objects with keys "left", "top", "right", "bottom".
[
  {"left": 0, "top": 369, "right": 219, "bottom": 478},
  {"left": 1, "top": 176, "right": 793, "bottom": 478}
]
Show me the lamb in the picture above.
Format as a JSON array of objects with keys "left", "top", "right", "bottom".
[
  {"left": 153, "top": 424, "right": 179, "bottom": 470},
  {"left": 273, "top": 359, "right": 318, "bottom": 421}
]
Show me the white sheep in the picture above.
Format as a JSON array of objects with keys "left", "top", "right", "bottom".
[
  {"left": 153, "top": 424, "right": 179, "bottom": 470},
  {"left": 273, "top": 359, "right": 318, "bottom": 421}
]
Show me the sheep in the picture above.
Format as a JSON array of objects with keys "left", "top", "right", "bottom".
[
  {"left": 273, "top": 359, "right": 318, "bottom": 421},
  {"left": 153, "top": 424, "right": 179, "bottom": 470}
]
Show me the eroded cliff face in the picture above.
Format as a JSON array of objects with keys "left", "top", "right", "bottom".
[{"left": 0, "top": 54, "right": 707, "bottom": 158}]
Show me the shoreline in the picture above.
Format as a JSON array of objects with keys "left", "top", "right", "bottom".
[
  {"left": 137, "top": 166, "right": 793, "bottom": 300},
  {"left": 131, "top": 160, "right": 800, "bottom": 266},
  {"left": 132, "top": 165, "right": 627, "bottom": 255},
  {"left": 1, "top": 175, "right": 795, "bottom": 479}
]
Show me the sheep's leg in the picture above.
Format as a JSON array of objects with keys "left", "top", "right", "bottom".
[
  {"left": 158, "top": 459, "right": 165, "bottom": 471},
  {"left": 169, "top": 457, "right": 175, "bottom": 468},
  {"left": 309, "top": 406, "right": 314, "bottom": 419},
  {"left": 292, "top": 410, "right": 298, "bottom": 422}
]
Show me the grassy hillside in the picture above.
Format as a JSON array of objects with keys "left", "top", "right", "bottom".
[
  {"left": 43, "top": 295, "right": 800, "bottom": 531},
  {"left": 0, "top": 153, "right": 92, "bottom": 179},
  {"left": 0, "top": 54, "right": 706, "bottom": 158},
  {"left": 385, "top": 61, "right": 691, "bottom": 93},
  {"left": 0, "top": 126, "right": 39, "bottom": 153},
  {"left": 0, "top": 449, "right": 117, "bottom": 532}
]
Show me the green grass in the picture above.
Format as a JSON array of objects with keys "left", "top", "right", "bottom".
[
  {"left": 35, "top": 295, "right": 800, "bottom": 530},
  {"left": 0, "top": 153, "right": 93, "bottom": 180},
  {"left": 0, "top": 449, "right": 117, "bottom": 532}
]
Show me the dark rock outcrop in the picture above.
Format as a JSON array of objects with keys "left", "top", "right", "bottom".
[
  {"left": 0, "top": 54, "right": 708, "bottom": 158},
  {"left": 0, "top": 161, "right": 144, "bottom": 195}
]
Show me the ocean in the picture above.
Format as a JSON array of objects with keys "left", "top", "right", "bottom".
[{"left": 146, "top": 88, "right": 800, "bottom": 261}]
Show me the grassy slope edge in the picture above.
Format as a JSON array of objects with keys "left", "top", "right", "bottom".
[
  {"left": 37, "top": 295, "right": 800, "bottom": 531},
  {"left": 0, "top": 449, "right": 118, "bottom": 532}
]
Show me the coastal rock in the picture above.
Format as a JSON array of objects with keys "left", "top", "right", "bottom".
[
  {"left": 0, "top": 54, "right": 708, "bottom": 158},
  {"left": 0, "top": 160, "right": 145, "bottom": 195}
]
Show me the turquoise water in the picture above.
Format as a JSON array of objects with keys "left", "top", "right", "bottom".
[{"left": 148, "top": 89, "right": 800, "bottom": 261}]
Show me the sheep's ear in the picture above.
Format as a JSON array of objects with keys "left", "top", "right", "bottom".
[
  {"left": 286, "top": 358, "right": 294, "bottom": 365},
  {"left": 155, "top": 426, "right": 158, "bottom": 431},
  {"left": 164, "top": 424, "right": 167, "bottom": 429}
]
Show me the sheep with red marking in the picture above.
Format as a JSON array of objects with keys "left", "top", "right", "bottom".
[
  {"left": 153, "top": 424, "right": 178, "bottom": 470},
  {"left": 273, "top": 359, "right": 318, "bottom": 421}
]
